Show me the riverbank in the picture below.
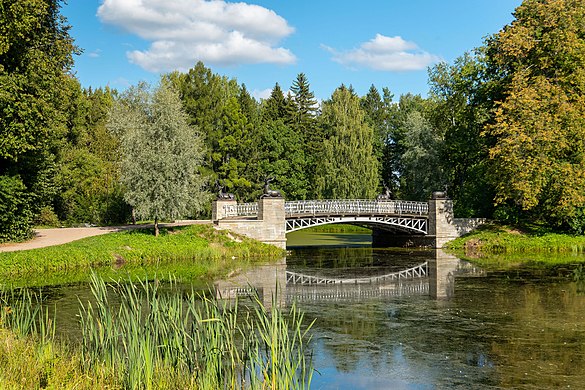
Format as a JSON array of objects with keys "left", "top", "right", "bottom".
[
  {"left": 0, "top": 224, "right": 284, "bottom": 287},
  {"left": 446, "top": 223, "right": 585, "bottom": 269}
]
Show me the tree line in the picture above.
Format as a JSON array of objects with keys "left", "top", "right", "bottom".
[{"left": 2, "top": 0, "right": 585, "bottom": 242}]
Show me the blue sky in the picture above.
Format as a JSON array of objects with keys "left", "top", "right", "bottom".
[{"left": 62, "top": 0, "right": 522, "bottom": 101}]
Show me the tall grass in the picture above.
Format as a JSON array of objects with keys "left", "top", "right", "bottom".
[
  {"left": 77, "top": 273, "right": 314, "bottom": 389},
  {"left": 1, "top": 274, "right": 315, "bottom": 388}
]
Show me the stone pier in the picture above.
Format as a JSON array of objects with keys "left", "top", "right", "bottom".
[{"left": 214, "top": 197, "right": 286, "bottom": 249}]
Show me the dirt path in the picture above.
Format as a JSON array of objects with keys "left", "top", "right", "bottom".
[{"left": 0, "top": 220, "right": 211, "bottom": 253}]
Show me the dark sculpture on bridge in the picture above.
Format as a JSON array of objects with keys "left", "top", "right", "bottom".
[
  {"left": 215, "top": 180, "right": 235, "bottom": 200},
  {"left": 377, "top": 184, "right": 393, "bottom": 201},
  {"left": 261, "top": 177, "right": 282, "bottom": 198}
]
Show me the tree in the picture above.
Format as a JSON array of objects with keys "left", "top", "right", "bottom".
[
  {"left": 0, "top": 0, "right": 77, "bottom": 239},
  {"left": 108, "top": 80, "right": 207, "bottom": 236},
  {"left": 287, "top": 73, "right": 320, "bottom": 196},
  {"left": 484, "top": 0, "right": 585, "bottom": 229},
  {"left": 314, "top": 86, "right": 379, "bottom": 199},
  {"left": 428, "top": 53, "right": 494, "bottom": 216},
  {"left": 399, "top": 111, "right": 445, "bottom": 200}
]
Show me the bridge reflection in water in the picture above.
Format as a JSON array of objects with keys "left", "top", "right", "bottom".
[{"left": 214, "top": 250, "right": 484, "bottom": 305}]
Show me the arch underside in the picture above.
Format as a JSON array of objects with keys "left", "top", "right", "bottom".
[{"left": 285, "top": 216, "right": 428, "bottom": 234}]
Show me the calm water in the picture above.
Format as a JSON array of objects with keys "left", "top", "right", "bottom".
[{"left": 31, "top": 231, "right": 585, "bottom": 388}]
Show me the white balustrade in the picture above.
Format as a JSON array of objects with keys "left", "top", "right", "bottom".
[{"left": 223, "top": 199, "right": 428, "bottom": 218}]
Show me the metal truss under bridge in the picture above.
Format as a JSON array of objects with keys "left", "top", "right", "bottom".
[
  {"left": 286, "top": 262, "right": 428, "bottom": 285},
  {"left": 223, "top": 199, "right": 430, "bottom": 234}
]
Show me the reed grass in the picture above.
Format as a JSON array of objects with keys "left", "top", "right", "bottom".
[{"left": 0, "top": 273, "right": 314, "bottom": 389}]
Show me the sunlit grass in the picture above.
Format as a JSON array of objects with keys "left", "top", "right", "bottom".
[
  {"left": 0, "top": 224, "right": 284, "bottom": 287},
  {"left": 446, "top": 223, "right": 585, "bottom": 270},
  {"left": 0, "top": 273, "right": 314, "bottom": 389}
]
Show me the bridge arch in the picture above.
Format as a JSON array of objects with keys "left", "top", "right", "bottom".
[{"left": 285, "top": 216, "right": 427, "bottom": 234}]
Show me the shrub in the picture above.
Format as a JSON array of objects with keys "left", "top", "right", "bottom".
[{"left": 0, "top": 175, "right": 33, "bottom": 242}]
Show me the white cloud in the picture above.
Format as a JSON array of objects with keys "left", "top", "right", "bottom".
[
  {"left": 88, "top": 49, "right": 102, "bottom": 58},
  {"left": 252, "top": 88, "right": 272, "bottom": 101},
  {"left": 325, "top": 34, "right": 440, "bottom": 71},
  {"left": 97, "top": 0, "right": 296, "bottom": 72}
]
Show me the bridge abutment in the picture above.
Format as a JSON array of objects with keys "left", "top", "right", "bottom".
[{"left": 213, "top": 197, "right": 286, "bottom": 249}]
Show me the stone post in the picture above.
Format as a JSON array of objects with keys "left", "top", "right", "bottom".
[
  {"left": 428, "top": 195, "right": 458, "bottom": 248},
  {"left": 212, "top": 199, "right": 237, "bottom": 221},
  {"left": 258, "top": 197, "right": 286, "bottom": 249}
]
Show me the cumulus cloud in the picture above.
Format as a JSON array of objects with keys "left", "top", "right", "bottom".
[
  {"left": 325, "top": 34, "right": 440, "bottom": 71},
  {"left": 97, "top": 0, "right": 296, "bottom": 72}
]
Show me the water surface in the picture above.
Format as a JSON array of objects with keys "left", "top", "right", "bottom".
[{"left": 25, "top": 230, "right": 585, "bottom": 388}]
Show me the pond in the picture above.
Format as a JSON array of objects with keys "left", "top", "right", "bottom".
[{"left": 20, "top": 230, "right": 585, "bottom": 388}]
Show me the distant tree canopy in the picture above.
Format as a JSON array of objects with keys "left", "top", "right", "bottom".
[{"left": 3, "top": 0, "right": 585, "bottom": 240}]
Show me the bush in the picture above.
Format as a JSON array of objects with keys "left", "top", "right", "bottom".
[
  {"left": 34, "top": 206, "right": 61, "bottom": 227},
  {"left": 0, "top": 175, "right": 33, "bottom": 242}
]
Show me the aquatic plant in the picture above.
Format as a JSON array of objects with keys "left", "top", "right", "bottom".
[
  {"left": 78, "top": 273, "right": 314, "bottom": 389},
  {"left": 0, "top": 273, "right": 314, "bottom": 388}
]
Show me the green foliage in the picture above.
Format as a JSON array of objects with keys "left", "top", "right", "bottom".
[
  {"left": 0, "top": 0, "right": 76, "bottom": 161},
  {"left": 0, "top": 175, "right": 33, "bottom": 242},
  {"left": 484, "top": 0, "right": 585, "bottom": 227},
  {"left": 428, "top": 53, "right": 494, "bottom": 216},
  {"left": 0, "top": 274, "right": 313, "bottom": 389},
  {"left": 108, "top": 80, "right": 208, "bottom": 232},
  {"left": 314, "top": 86, "right": 379, "bottom": 199},
  {"left": 398, "top": 110, "right": 445, "bottom": 200}
]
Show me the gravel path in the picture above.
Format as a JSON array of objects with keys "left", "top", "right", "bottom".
[{"left": 0, "top": 221, "right": 211, "bottom": 253}]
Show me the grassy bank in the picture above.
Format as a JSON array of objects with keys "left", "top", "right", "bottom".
[
  {"left": 0, "top": 224, "right": 284, "bottom": 287},
  {"left": 446, "top": 223, "right": 585, "bottom": 269},
  {"left": 0, "top": 274, "right": 314, "bottom": 389}
]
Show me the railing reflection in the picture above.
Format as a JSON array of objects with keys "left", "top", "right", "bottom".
[{"left": 214, "top": 250, "right": 485, "bottom": 304}]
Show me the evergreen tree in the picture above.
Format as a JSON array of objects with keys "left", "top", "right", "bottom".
[
  {"left": 262, "top": 83, "right": 287, "bottom": 122},
  {"left": 314, "top": 86, "right": 379, "bottom": 199}
]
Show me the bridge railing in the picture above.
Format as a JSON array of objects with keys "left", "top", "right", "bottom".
[
  {"left": 222, "top": 199, "right": 429, "bottom": 218},
  {"left": 223, "top": 202, "right": 258, "bottom": 218},
  {"left": 284, "top": 199, "right": 428, "bottom": 216}
]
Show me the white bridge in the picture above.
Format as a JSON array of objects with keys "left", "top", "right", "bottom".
[
  {"left": 212, "top": 196, "right": 485, "bottom": 249},
  {"left": 222, "top": 199, "right": 429, "bottom": 234},
  {"left": 286, "top": 262, "right": 428, "bottom": 285}
]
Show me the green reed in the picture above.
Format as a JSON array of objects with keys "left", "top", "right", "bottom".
[
  {"left": 0, "top": 287, "right": 55, "bottom": 345},
  {"left": 78, "top": 272, "right": 314, "bottom": 389}
]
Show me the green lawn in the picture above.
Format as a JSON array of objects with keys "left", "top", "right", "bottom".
[{"left": 0, "top": 224, "right": 284, "bottom": 287}]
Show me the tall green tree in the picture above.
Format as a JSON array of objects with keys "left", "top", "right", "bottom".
[
  {"left": 361, "top": 85, "right": 397, "bottom": 191},
  {"left": 484, "top": 0, "right": 585, "bottom": 229},
  {"left": 287, "top": 73, "right": 320, "bottom": 196},
  {"left": 108, "top": 80, "right": 207, "bottom": 236},
  {"left": 399, "top": 110, "right": 445, "bottom": 200},
  {"left": 314, "top": 86, "right": 379, "bottom": 199},
  {"left": 428, "top": 53, "right": 494, "bottom": 216},
  {"left": 0, "top": 0, "right": 77, "bottom": 239}
]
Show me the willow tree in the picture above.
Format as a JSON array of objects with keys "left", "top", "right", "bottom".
[
  {"left": 484, "top": 0, "right": 585, "bottom": 230},
  {"left": 108, "top": 80, "right": 206, "bottom": 236},
  {"left": 314, "top": 86, "right": 379, "bottom": 199}
]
